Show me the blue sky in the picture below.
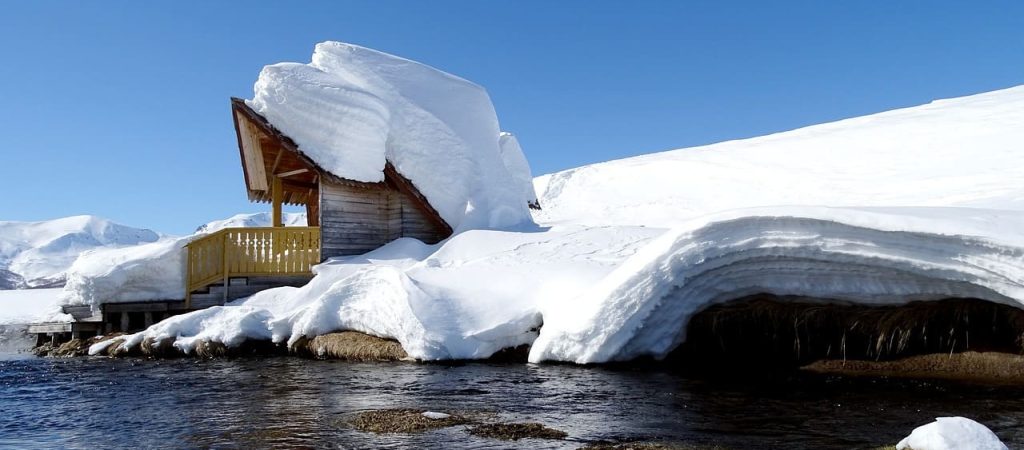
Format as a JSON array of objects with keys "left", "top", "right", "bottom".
[{"left": 1, "top": 2, "right": 1021, "bottom": 235}]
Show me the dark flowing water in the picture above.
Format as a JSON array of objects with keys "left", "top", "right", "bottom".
[{"left": 2, "top": 355, "right": 1024, "bottom": 449}]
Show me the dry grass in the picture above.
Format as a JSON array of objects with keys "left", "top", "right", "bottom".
[
  {"left": 350, "top": 409, "right": 469, "bottom": 433},
  {"left": 36, "top": 334, "right": 127, "bottom": 357},
  {"left": 804, "top": 350, "right": 1024, "bottom": 383},
  {"left": 139, "top": 336, "right": 178, "bottom": 357},
  {"left": 467, "top": 422, "right": 568, "bottom": 441},
  {"left": 293, "top": 331, "right": 408, "bottom": 361}
]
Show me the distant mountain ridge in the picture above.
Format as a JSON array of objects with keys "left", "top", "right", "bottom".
[
  {"left": 0, "top": 216, "right": 162, "bottom": 289},
  {"left": 194, "top": 212, "right": 307, "bottom": 234}
]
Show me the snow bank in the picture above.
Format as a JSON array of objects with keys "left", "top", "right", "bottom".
[
  {"left": 104, "top": 226, "right": 663, "bottom": 358},
  {"left": 61, "top": 237, "right": 190, "bottom": 306},
  {"left": 248, "top": 41, "right": 533, "bottom": 231},
  {"left": 528, "top": 207, "right": 1024, "bottom": 363},
  {"left": 897, "top": 417, "right": 1007, "bottom": 450}
]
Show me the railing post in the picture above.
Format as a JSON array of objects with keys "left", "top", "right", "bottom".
[
  {"left": 221, "top": 232, "right": 229, "bottom": 304},
  {"left": 185, "top": 244, "right": 192, "bottom": 310}
]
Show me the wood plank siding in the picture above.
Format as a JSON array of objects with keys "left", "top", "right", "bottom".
[{"left": 320, "top": 180, "right": 448, "bottom": 259}]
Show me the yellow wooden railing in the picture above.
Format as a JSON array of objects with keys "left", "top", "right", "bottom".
[{"left": 185, "top": 227, "right": 320, "bottom": 308}]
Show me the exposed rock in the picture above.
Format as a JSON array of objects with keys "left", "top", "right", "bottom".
[{"left": 351, "top": 409, "right": 469, "bottom": 434}]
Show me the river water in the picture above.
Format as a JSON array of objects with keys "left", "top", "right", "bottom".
[{"left": 2, "top": 355, "right": 1024, "bottom": 449}]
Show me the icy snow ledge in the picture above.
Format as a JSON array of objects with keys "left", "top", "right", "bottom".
[
  {"left": 529, "top": 206, "right": 1024, "bottom": 363},
  {"left": 248, "top": 41, "right": 534, "bottom": 231},
  {"left": 897, "top": 417, "right": 1007, "bottom": 450}
]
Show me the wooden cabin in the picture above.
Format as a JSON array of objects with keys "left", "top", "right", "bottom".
[
  {"left": 30, "top": 98, "right": 458, "bottom": 342},
  {"left": 182, "top": 98, "right": 454, "bottom": 307}
]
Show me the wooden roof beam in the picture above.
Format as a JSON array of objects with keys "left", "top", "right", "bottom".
[{"left": 276, "top": 168, "right": 309, "bottom": 178}]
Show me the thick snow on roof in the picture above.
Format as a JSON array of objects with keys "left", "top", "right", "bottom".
[
  {"left": 247, "top": 42, "right": 535, "bottom": 231},
  {"left": 97, "top": 86, "right": 1024, "bottom": 364},
  {"left": 535, "top": 85, "right": 1024, "bottom": 227}
]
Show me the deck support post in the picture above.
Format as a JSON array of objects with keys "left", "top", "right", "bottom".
[
  {"left": 272, "top": 177, "right": 283, "bottom": 228},
  {"left": 222, "top": 232, "right": 230, "bottom": 304},
  {"left": 144, "top": 312, "right": 154, "bottom": 328},
  {"left": 120, "top": 312, "right": 130, "bottom": 332}
]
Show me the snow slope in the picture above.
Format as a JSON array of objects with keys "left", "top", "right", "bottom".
[
  {"left": 534, "top": 86, "right": 1024, "bottom": 227},
  {"left": 97, "top": 80, "right": 1024, "bottom": 362},
  {"left": 0, "top": 216, "right": 161, "bottom": 288},
  {"left": 248, "top": 41, "right": 535, "bottom": 231}
]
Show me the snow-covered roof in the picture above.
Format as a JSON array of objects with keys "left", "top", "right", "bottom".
[{"left": 244, "top": 41, "right": 536, "bottom": 232}]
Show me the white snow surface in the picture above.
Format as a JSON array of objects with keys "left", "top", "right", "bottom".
[
  {"left": 247, "top": 41, "right": 534, "bottom": 231},
  {"left": 897, "top": 417, "right": 1007, "bottom": 450},
  {"left": 99, "top": 86, "right": 1024, "bottom": 364},
  {"left": 534, "top": 85, "right": 1024, "bottom": 228},
  {"left": 0, "top": 216, "right": 160, "bottom": 288},
  {"left": 0, "top": 289, "right": 67, "bottom": 325}
]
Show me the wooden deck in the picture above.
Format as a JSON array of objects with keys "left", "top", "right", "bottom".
[
  {"left": 28, "top": 227, "right": 321, "bottom": 345},
  {"left": 185, "top": 226, "right": 320, "bottom": 308}
]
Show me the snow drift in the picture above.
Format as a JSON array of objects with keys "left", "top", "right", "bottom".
[
  {"left": 529, "top": 207, "right": 1024, "bottom": 363},
  {"left": 897, "top": 417, "right": 1007, "bottom": 450},
  {"left": 248, "top": 41, "right": 535, "bottom": 231},
  {"left": 96, "top": 74, "right": 1024, "bottom": 363}
]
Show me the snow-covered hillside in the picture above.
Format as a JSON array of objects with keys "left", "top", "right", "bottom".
[
  {"left": 0, "top": 216, "right": 161, "bottom": 289},
  {"left": 90, "top": 64, "right": 1024, "bottom": 364},
  {"left": 195, "top": 212, "right": 306, "bottom": 234},
  {"left": 534, "top": 85, "right": 1024, "bottom": 227}
]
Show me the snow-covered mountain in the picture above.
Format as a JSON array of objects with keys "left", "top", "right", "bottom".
[
  {"left": 533, "top": 85, "right": 1024, "bottom": 227},
  {"left": 195, "top": 212, "right": 307, "bottom": 234},
  {"left": 0, "top": 216, "right": 162, "bottom": 288}
]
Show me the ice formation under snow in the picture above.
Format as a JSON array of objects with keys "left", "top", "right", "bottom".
[
  {"left": 95, "top": 83, "right": 1024, "bottom": 363},
  {"left": 897, "top": 417, "right": 1007, "bottom": 450},
  {"left": 247, "top": 41, "right": 534, "bottom": 231}
]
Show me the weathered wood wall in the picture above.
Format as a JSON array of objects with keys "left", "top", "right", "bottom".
[{"left": 319, "top": 180, "right": 448, "bottom": 260}]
